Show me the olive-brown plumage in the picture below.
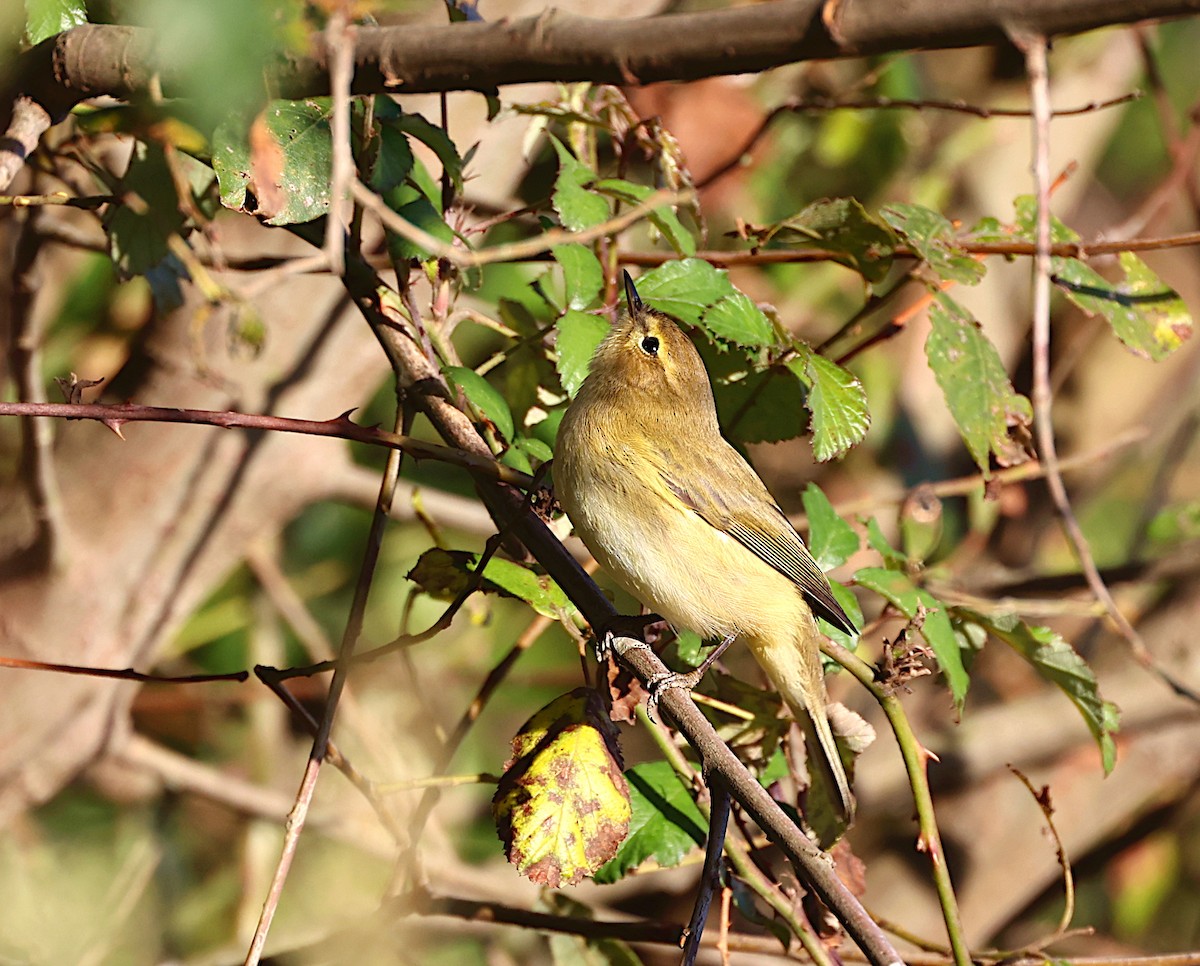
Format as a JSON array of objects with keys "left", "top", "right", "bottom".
[{"left": 555, "top": 272, "right": 857, "bottom": 822}]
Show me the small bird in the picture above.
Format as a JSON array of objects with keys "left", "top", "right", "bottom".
[{"left": 555, "top": 271, "right": 858, "bottom": 823}]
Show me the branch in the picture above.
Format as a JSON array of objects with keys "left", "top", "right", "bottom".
[{"left": 0, "top": 400, "right": 532, "bottom": 488}]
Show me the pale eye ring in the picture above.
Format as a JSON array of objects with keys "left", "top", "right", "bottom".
[{"left": 640, "top": 335, "right": 660, "bottom": 355}]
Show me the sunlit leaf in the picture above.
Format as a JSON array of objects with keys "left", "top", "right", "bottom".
[
  {"left": 555, "top": 309, "right": 610, "bottom": 397},
  {"left": 592, "top": 761, "right": 704, "bottom": 884},
  {"left": 802, "top": 483, "right": 859, "bottom": 571},
  {"left": 881, "top": 202, "right": 985, "bottom": 285},
  {"left": 702, "top": 292, "right": 776, "bottom": 348},
  {"left": 443, "top": 365, "right": 515, "bottom": 441},
  {"left": 1053, "top": 253, "right": 1192, "bottom": 361},
  {"left": 212, "top": 99, "right": 333, "bottom": 226},
  {"left": 406, "top": 547, "right": 575, "bottom": 619},
  {"left": 962, "top": 611, "right": 1120, "bottom": 773},
  {"left": 550, "top": 137, "right": 609, "bottom": 231},
  {"left": 926, "top": 293, "right": 1032, "bottom": 474},
  {"left": 552, "top": 244, "right": 605, "bottom": 311},
  {"left": 789, "top": 350, "right": 870, "bottom": 461},
  {"left": 594, "top": 177, "right": 696, "bottom": 255},
  {"left": 25, "top": 0, "right": 87, "bottom": 44},
  {"left": 493, "top": 688, "right": 631, "bottom": 887},
  {"left": 631, "top": 258, "right": 736, "bottom": 328}
]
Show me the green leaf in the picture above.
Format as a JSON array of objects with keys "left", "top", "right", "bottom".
[
  {"left": 592, "top": 761, "right": 705, "bottom": 884},
  {"left": 407, "top": 548, "right": 575, "bottom": 620},
  {"left": 552, "top": 244, "right": 604, "bottom": 311},
  {"left": 443, "top": 365, "right": 515, "bottom": 442},
  {"left": 673, "top": 630, "right": 708, "bottom": 669},
  {"left": 863, "top": 516, "right": 907, "bottom": 568},
  {"left": 820, "top": 579, "right": 863, "bottom": 650},
  {"left": 594, "top": 177, "right": 696, "bottom": 255},
  {"left": 550, "top": 137, "right": 610, "bottom": 231},
  {"left": 368, "top": 121, "right": 415, "bottom": 193},
  {"left": 631, "top": 258, "right": 736, "bottom": 327},
  {"left": 702, "top": 292, "right": 775, "bottom": 348},
  {"left": 556, "top": 309, "right": 610, "bottom": 398},
  {"left": 963, "top": 611, "right": 1120, "bottom": 773},
  {"left": 881, "top": 202, "right": 985, "bottom": 285},
  {"left": 1053, "top": 252, "right": 1192, "bottom": 361},
  {"left": 1012, "top": 196, "right": 1191, "bottom": 359},
  {"left": 854, "top": 567, "right": 969, "bottom": 708},
  {"left": 383, "top": 180, "right": 456, "bottom": 262},
  {"left": 104, "top": 141, "right": 193, "bottom": 308},
  {"left": 25, "top": 0, "right": 87, "bottom": 44},
  {"left": 755, "top": 198, "right": 897, "bottom": 284},
  {"left": 716, "top": 367, "right": 808, "bottom": 445},
  {"left": 802, "top": 483, "right": 858, "bottom": 571},
  {"left": 212, "top": 99, "right": 334, "bottom": 226},
  {"left": 393, "top": 113, "right": 463, "bottom": 194},
  {"left": 926, "top": 293, "right": 1032, "bottom": 474},
  {"left": 790, "top": 350, "right": 870, "bottom": 461}
]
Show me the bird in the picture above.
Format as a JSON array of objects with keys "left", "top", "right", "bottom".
[{"left": 554, "top": 270, "right": 858, "bottom": 823}]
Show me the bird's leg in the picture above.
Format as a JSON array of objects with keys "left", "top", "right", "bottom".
[
  {"left": 645, "top": 632, "right": 738, "bottom": 722},
  {"left": 594, "top": 613, "right": 666, "bottom": 662}
]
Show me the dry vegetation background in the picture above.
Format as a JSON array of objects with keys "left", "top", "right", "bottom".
[{"left": 2, "top": 1, "right": 1200, "bottom": 964}]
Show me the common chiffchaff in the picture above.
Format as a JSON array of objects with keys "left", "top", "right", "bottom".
[{"left": 555, "top": 272, "right": 858, "bottom": 821}]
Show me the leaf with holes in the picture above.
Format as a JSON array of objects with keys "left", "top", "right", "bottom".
[
  {"left": 926, "top": 293, "right": 1032, "bottom": 474},
  {"left": 212, "top": 99, "right": 333, "bottom": 226}
]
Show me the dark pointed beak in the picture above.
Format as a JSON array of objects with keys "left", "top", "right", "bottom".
[{"left": 622, "top": 270, "right": 643, "bottom": 315}]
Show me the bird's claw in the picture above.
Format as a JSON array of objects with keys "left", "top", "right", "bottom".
[
  {"left": 644, "top": 668, "right": 703, "bottom": 723},
  {"left": 593, "top": 614, "right": 664, "bottom": 662}
]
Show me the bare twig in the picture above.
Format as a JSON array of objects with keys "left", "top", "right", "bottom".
[
  {"left": 696, "top": 91, "right": 1140, "bottom": 189},
  {"left": 1015, "top": 30, "right": 1200, "bottom": 706},
  {"left": 681, "top": 776, "right": 731, "bottom": 965},
  {"left": 0, "top": 655, "right": 247, "bottom": 683},
  {"left": 324, "top": 11, "right": 355, "bottom": 277},
  {"left": 351, "top": 178, "right": 693, "bottom": 268},
  {"left": 0, "top": 400, "right": 533, "bottom": 488},
  {"left": 243, "top": 403, "right": 408, "bottom": 965}
]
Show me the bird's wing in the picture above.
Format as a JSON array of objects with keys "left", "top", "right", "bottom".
[{"left": 658, "top": 446, "right": 858, "bottom": 636}]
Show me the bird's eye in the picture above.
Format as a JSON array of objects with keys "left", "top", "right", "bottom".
[{"left": 640, "top": 335, "right": 660, "bottom": 356}]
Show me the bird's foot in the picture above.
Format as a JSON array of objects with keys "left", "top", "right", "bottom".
[
  {"left": 644, "top": 632, "right": 737, "bottom": 723},
  {"left": 594, "top": 613, "right": 665, "bottom": 662}
]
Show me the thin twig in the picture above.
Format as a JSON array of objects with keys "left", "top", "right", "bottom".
[
  {"left": 351, "top": 178, "right": 693, "bottom": 267},
  {"left": 681, "top": 775, "right": 731, "bottom": 965},
  {"left": 243, "top": 404, "right": 408, "bottom": 965},
  {"left": 324, "top": 11, "right": 355, "bottom": 278},
  {"left": 696, "top": 91, "right": 1140, "bottom": 188},
  {"left": 825, "top": 639, "right": 972, "bottom": 966},
  {"left": 0, "top": 400, "right": 533, "bottom": 488},
  {"left": 1015, "top": 30, "right": 1200, "bottom": 706},
  {"left": 0, "top": 655, "right": 248, "bottom": 683}
]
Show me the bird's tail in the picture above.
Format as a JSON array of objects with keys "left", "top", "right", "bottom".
[{"left": 745, "top": 623, "right": 854, "bottom": 841}]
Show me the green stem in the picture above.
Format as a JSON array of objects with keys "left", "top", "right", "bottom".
[{"left": 825, "top": 642, "right": 971, "bottom": 966}]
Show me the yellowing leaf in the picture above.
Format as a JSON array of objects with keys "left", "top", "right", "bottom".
[{"left": 493, "top": 688, "right": 631, "bottom": 887}]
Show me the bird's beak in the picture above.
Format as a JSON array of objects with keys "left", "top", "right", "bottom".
[{"left": 623, "top": 270, "right": 643, "bottom": 315}]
